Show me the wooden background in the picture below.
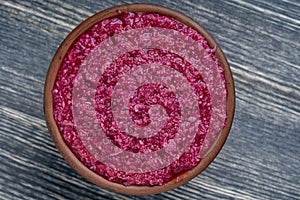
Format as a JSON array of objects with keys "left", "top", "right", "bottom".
[{"left": 0, "top": 0, "right": 299, "bottom": 199}]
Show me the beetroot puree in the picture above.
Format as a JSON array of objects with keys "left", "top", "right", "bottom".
[{"left": 52, "top": 12, "right": 227, "bottom": 186}]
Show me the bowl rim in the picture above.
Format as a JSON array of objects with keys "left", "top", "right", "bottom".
[{"left": 44, "top": 3, "right": 235, "bottom": 195}]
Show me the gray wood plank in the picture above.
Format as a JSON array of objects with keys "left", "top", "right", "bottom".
[{"left": 1, "top": 0, "right": 299, "bottom": 199}]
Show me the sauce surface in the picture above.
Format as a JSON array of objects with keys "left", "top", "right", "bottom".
[{"left": 52, "top": 12, "right": 227, "bottom": 186}]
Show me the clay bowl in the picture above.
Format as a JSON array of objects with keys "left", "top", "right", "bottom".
[{"left": 44, "top": 4, "right": 235, "bottom": 195}]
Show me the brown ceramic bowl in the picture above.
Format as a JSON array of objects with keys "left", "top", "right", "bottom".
[{"left": 44, "top": 4, "right": 235, "bottom": 195}]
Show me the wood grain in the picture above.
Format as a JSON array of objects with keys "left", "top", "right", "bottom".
[{"left": 1, "top": 0, "right": 299, "bottom": 199}]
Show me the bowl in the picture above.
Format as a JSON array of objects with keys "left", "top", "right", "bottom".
[{"left": 44, "top": 4, "right": 235, "bottom": 195}]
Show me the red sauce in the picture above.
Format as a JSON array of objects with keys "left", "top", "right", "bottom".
[{"left": 52, "top": 12, "right": 227, "bottom": 186}]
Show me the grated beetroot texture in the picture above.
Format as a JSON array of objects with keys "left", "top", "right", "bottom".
[{"left": 52, "top": 12, "right": 227, "bottom": 186}]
